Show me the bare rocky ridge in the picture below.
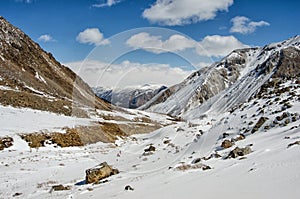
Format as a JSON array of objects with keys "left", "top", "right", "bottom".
[{"left": 0, "top": 16, "right": 112, "bottom": 117}]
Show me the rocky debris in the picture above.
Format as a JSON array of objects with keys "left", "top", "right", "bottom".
[
  {"left": 51, "top": 184, "right": 71, "bottom": 192},
  {"left": 85, "top": 162, "right": 119, "bottom": 184},
  {"left": 143, "top": 145, "right": 156, "bottom": 156},
  {"left": 0, "top": 137, "right": 13, "bottom": 150},
  {"left": 175, "top": 163, "right": 211, "bottom": 171},
  {"left": 287, "top": 141, "right": 300, "bottom": 148},
  {"left": 221, "top": 140, "right": 234, "bottom": 149},
  {"left": 232, "top": 134, "right": 245, "bottom": 142},
  {"left": 124, "top": 185, "right": 134, "bottom": 191},
  {"left": 227, "top": 146, "right": 252, "bottom": 158},
  {"left": 252, "top": 117, "right": 268, "bottom": 133},
  {"left": 222, "top": 132, "right": 230, "bottom": 138},
  {"left": 20, "top": 130, "right": 83, "bottom": 148}
]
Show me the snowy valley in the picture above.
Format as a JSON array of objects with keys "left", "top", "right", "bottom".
[{"left": 0, "top": 16, "right": 300, "bottom": 199}]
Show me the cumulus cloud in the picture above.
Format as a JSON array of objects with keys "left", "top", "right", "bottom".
[
  {"left": 126, "top": 32, "right": 249, "bottom": 57},
  {"left": 93, "top": 0, "right": 122, "bottom": 8},
  {"left": 196, "top": 35, "right": 249, "bottom": 57},
  {"left": 76, "top": 28, "right": 109, "bottom": 46},
  {"left": 230, "top": 16, "right": 270, "bottom": 34},
  {"left": 126, "top": 33, "right": 195, "bottom": 53},
  {"left": 38, "top": 34, "right": 54, "bottom": 42},
  {"left": 142, "top": 0, "right": 233, "bottom": 26},
  {"left": 66, "top": 60, "right": 192, "bottom": 88}
]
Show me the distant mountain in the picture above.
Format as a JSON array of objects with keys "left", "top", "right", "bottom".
[
  {"left": 93, "top": 84, "right": 167, "bottom": 109},
  {"left": 140, "top": 35, "right": 300, "bottom": 119},
  {"left": 0, "top": 16, "right": 112, "bottom": 117}
]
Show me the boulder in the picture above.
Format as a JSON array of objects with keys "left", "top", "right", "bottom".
[
  {"left": 227, "top": 146, "right": 252, "bottom": 158},
  {"left": 125, "top": 185, "right": 134, "bottom": 191},
  {"left": 0, "top": 137, "right": 13, "bottom": 150},
  {"left": 221, "top": 140, "right": 234, "bottom": 149},
  {"left": 85, "top": 162, "right": 119, "bottom": 184}
]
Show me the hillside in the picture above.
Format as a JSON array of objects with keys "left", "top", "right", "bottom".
[
  {"left": 0, "top": 16, "right": 111, "bottom": 117},
  {"left": 141, "top": 36, "right": 300, "bottom": 118}
]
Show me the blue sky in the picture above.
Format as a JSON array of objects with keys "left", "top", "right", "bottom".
[{"left": 1, "top": 0, "right": 299, "bottom": 88}]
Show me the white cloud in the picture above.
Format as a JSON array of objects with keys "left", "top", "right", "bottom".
[
  {"left": 126, "top": 32, "right": 249, "bottom": 57},
  {"left": 142, "top": 0, "right": 233, "bottom": 26},
  {"left": 126, "top": 33, "right": 195, "bottom": 53},
  {"left": 66, "top": 60, "right": 192, "bottom": 88},
  {"left": 76, "top": 28, "right": 109, "bottom": 46},
  {"left": 38, "top": 34, "right": 54, "bottom": 42},
  {"left": 196, "top": 35, "right": 250, "bottom": 57},
  {"left": 230, "top": 16, "right": 270, "bottom": 34},
  {"left": 93, "top": 0, "right": 122, "bottom": 8}
]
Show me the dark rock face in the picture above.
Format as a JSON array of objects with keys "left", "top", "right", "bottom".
[
  {"left": 0, "top": 16, "right": 111, "bottom": 116},
  {"left": 85, "top": 162, "right": 119, "bottom": 184}
]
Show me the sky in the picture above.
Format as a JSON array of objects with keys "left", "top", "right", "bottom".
[{"left": 0, "top": 0, "right": 299, "bottom": 88}]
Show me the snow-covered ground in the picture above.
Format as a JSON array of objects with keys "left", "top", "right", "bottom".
[{"left": 1, "top": 78, "right": 299, "bottom": 199}]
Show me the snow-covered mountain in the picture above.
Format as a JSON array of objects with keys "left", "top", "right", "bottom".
[
  {"left": 141, "top": 35, "right": 300, "bottom": 118},
  {"left": 93, "top": 84, "right": 167, "bottom": 109}
]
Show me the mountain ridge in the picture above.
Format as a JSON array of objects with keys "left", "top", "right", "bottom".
[
  {"left": 0, "top": 16, "right": 112, "bottom": 117},
  {"left": 141, "top": 35, "right": 300, "bottom": 119}
]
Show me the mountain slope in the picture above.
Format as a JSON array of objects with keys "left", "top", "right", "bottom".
[
  {"left": 141, "top": 36, "right": 300, "bottom": 118},
  {"left": 93, "top": 84, "right": 167, "bottom": 109},
  {"left": 0, "top": 16, "right": 111, "bottom": 117}
]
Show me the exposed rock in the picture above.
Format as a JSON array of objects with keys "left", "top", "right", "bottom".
[
  {"left": 222, "top": 133, "right": 230, "bottom": 138},
  {"left": 227, "top": 146, "right": 252, "bottom": 158},
  {"left": 191, "top": 157, "right": 201, "bottom": 164},
  {"left": 12, "top": 192, "right": 22, "bottom": 197},
  {"left": 144, "top": 145, "right": 156, "bottom": 153},
  {"left": 85, "top": 162, "right": 119, "bottom": 184},
  {"left": 175, "top": 163, "right": 211, "bottom": 171},
  {"left": 51, "top": 184, "right": 71, "bottom": 191},
  {"left": 232, "top": 134, "right": 245, "bottom": 142},
  {"left": 287, "top": 141, "right": 300, "bottom": 148},
  {"left": 221, "top": 140, "right": 234, "bottom": 149},
  {"left": 251, "top": 117, "right": 268, "bottom": 133},
  {"left": 0, "top": 137, "right": 13, "bottom": 150},
  {"left": 124, "top": 185, "right": 134, "bottom": 191}
]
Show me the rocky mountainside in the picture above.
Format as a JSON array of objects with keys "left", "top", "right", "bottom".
[
  {"left": 0, "top": 16, "right": 112, "bottom": 117},
  {"left": 93, "top": 84, "right": 167, "bottom": 109},
  {"left": 141, "top": 36, "right": 300, "bottom": 118}
]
